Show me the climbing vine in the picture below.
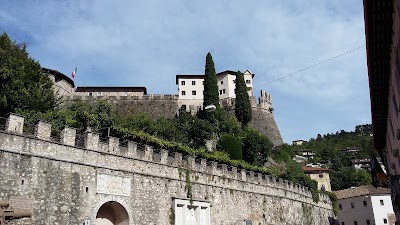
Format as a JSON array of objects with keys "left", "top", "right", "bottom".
[{"left": 184, "top": 160, "right": 193, "bottom": 204}]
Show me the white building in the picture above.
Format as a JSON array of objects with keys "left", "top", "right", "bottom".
[
  {"left": 334, "top": 186, "right": 395, "bottom": 225},
  {"left": 176, "top": 70, "right": 255, "bottom": 111}
]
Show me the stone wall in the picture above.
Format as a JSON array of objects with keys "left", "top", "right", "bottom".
[
  {"left": 0, "top": 115, "right": 333, "bottom": 225},
  {"left": 249, "top": 107, "right": 284, "bottom": 146}
]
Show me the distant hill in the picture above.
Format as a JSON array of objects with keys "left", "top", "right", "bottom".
[{"left": 290, "top": 124, "right": 373, "bottom": 191}]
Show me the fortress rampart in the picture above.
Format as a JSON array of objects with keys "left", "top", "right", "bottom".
[{"left": 0, "top": 114, "right": 332, "bottom": 224}]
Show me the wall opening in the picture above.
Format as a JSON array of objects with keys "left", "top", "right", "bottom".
[{"left": 96, "top": 201, "right": 129, "bottom": 225}]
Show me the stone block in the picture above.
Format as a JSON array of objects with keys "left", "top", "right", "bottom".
[
  {"left": 61, "top": 126, "right": 76, "bottom": 146},
  {"left": 35, "top": 121, "right": 51, "bottom": 141},
  {"left": 127, "top": 141, "right": 137, "bottom": 158},
  {"left": 240, "top": 169, "right": 247, "bottom": 181},
  {"left": 173, "top": 152, "right": 182, "bottom": 166},
  {"left": 6, "top": 114, "right": 24, "bottom": 134},
  {"left": 144, "top": 145, "right": 153, "bottom": 161},
  {"left": 108, "top": 137, "right": 119, "bottom": 153},
  {"left": 84, "top": 131, "right": 99, "bottom": 150},
  {"left": 160, "top": 149, "right": 168, "bottom": 164}
]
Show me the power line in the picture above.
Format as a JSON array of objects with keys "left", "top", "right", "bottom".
[{"left": 255, "top": 45, "right": 366, "bottom": 88}]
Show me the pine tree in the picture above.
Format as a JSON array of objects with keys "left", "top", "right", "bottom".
[
  {"left": 0, "top": 32, "right": 57, "bottom": 116},
  {"left": 203, "top": 52, "right": 219, "bottom": 109},
  {"left": 234, "top": 70, "right": 252, "bottom": 126}
]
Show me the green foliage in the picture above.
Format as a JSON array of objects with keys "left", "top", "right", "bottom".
[
  {"left": 17, "top": 100, "right": 116, "bottom": 137},
  {"left": 331, "top": 167, "right": 371, "bottom": 190},
  {"left": 286, "top": 125, "right": 374, "bottom": 191},
  {"left": 283, "top": 160, "right": 319, "bottom": 201},
  {"left": 272, "top": 144, "right": 295, "bottom": 163},
  {"left": 241, "top": 128, "right": 273, "bottom": 166},
  {"left": 217, "top": 134, "right": 242, "bottom": 160},
  {"left": 111, "top": 125, "right": 274, "bottom": 174},
  {"left": 213, "top": 107, "right": 242, "bottom": 136},
  {"left": 203, "top": 52, "right": 219, "bottom": 123},
  {"left": 322, "top": 191, "right": 339, "bottom": 216},
  {"left": 0, "top": 32, "right": 57, "bottom": 116},
  {"left": 234, "top": 70, "right": 252, "bottom": 127},
  {"left": 203, "top": 52, "right": 219, "bottom": 108}
]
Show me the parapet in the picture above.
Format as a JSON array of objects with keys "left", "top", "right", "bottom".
[
  {"left": 0, "top": 114, "right": 324, "bottom": 203},
  {"left": 65, "top": 94, "right": 179, "bottom": 101}
]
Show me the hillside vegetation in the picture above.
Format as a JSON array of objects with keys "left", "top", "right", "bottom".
[{"left": 290, "top": 125, "right": 373, "bottom": 190}]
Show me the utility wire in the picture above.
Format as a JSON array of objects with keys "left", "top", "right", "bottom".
[{"left": 255, "top": 45, "right": 366, "bottom": 88}]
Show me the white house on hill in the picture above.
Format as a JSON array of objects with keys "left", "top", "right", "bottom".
[{"left": 176, "top": 70, "right": 255, "bottom": 112}]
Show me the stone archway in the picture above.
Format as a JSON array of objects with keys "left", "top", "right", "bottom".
[{"left": 96, "top": 201, "right": 129, "bottom": 225}]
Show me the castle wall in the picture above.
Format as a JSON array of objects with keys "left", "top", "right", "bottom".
[
  {"left": 249, "top": 107, "right": 284, "bottom": 146},
  {"left": 0, "top": 115, "right": 333, "bottom": 225}
]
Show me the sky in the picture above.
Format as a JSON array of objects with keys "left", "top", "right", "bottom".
[{"left": 0, "top": 0, "right": 371, "bottom": 144}]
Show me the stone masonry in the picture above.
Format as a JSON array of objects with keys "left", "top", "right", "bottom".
[{"left": 0, "top": 114, "right": 333, "bottom": 225}]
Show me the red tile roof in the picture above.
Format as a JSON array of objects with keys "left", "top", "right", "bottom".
[{"left": 334, "top": 185, "right": 390, "bottom": 199}]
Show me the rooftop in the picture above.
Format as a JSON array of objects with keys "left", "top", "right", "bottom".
[
  {"left": 176, "top": 70, "right": 255, "bottom": 84},
  {"left": 302, "top": 166, "right": 331, "bottom": 173},
  {"left": 42, "top": 67, "right": 75, "bottom": 88},
  {"left": 364, "top": 0, "right": 394, "bottom": 150},
  {"left": 334, "top": 185, "right": 391, "bottom": 199},
  {"left": 75, "top": 86, "right": 147, "bottom": 94}
]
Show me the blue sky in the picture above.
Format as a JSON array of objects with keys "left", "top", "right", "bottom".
[{"left": 0, "top": 0, "right": 370, "bottom": 143}]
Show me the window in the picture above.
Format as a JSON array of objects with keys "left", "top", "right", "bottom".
[
  {"left": 319, "top": 174, "right": 323, "bottom": 178},
  {"left": 203, "top": 81, "right": 204, "bottom": 85},
  {"left": 384, "top": 218, "right": 388, "bottom": 224},
  {"left": 380, "top": 200, "right": 384, "bottom": 205},
  {"left": 124, "top": 92, "right": 128, "bottom": 96},
  {"left": 246, "top": 79, "right": 251, "bottom": 84},
  {"left": 341, "top": 222, "right": 344, "bottom": 225},
  {"left": 89, "top": 92, "right": 93, "bottom": 96},
  {"left": 351, "top": 202, "right": 354, "bottom": 208},
  {"left": 223, "top": 89, "right": 226, "bottom": 94},
  {"left": 363, "top": 201, "right": 367, "bottom": 207},
  {"left": 221, "top": 81, "right": 223, "bottom": 84},
  {"left": 192, "top": 91, "right": 196, "bottom": 95},
  {"left": 181, "top": 81, "right": 186, "bottom": 85},
  {"left": 233, "top": 79, "right": 236, "bottom": 83},
  {"left": 182, "top": 91, "right": 186, "bottom": 96},
  {"left": 219, "top": 90, "right": 222, "bottom": 95},
  {"left": 192, "top": 81, "right": 196, "bottom": 85},
  {"left": 367, "top": 220, "right": 370, "bottom": 225},
  {"left": 339, "top": 204, "right": 342, "bottom": 210},
  {"left": 354, "top": 221, "right": 357, "bottom": 225},
  {"left": 97, "top": 92, "right": 102, "bottom": 96},
  {"left": 180, "top": 105, "right": 187, "bottom": 111}
]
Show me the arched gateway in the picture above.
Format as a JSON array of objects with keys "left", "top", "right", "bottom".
[{"left": 96, "top": 201, "right": 129, "bottom": 225}]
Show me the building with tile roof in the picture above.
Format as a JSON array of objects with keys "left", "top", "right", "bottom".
[
  {"left": 334, "top": 186, "right": 395, "bottom": 225},
  {"left": 302, "top": 166, "right": 332, "bottom": 192}
]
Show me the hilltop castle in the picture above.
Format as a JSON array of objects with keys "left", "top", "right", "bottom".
[{"left": 43, "top": 67, "right": 282, "bottom": 145}]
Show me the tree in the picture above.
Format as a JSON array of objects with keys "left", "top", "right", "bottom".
[
  {"left": 234, "top": 70, "right": 252, "bottom": 127},
  {"left": 241, "top": 128, "right": 273, "bottom": 166},
  {"left": 203, "top": 53, "right": 219, "bottom": 109},
  {"left": 0, "top": 32, "right": 57, "bottom": 116},
  {"left": 217, "top": 134, "right": 242, "bottom": 160}
]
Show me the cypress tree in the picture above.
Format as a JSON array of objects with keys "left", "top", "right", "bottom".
[
  {"left": 234, "top": 70, "right": 252, "bottom": 127},
  {"left": 203, "top": 52, "right": 219, "bottom": 109}
]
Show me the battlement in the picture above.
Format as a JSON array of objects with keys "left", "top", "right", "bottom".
[
  {"left": 63, "top": 94, "right": 179, "bottom": 101},
  {"left": 0, "top": 114, "right": 331, "bottom": 206}
]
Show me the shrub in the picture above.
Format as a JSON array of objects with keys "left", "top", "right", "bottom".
[{"left": 217, "top": 134, "right": 242, "bottom": 160}]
